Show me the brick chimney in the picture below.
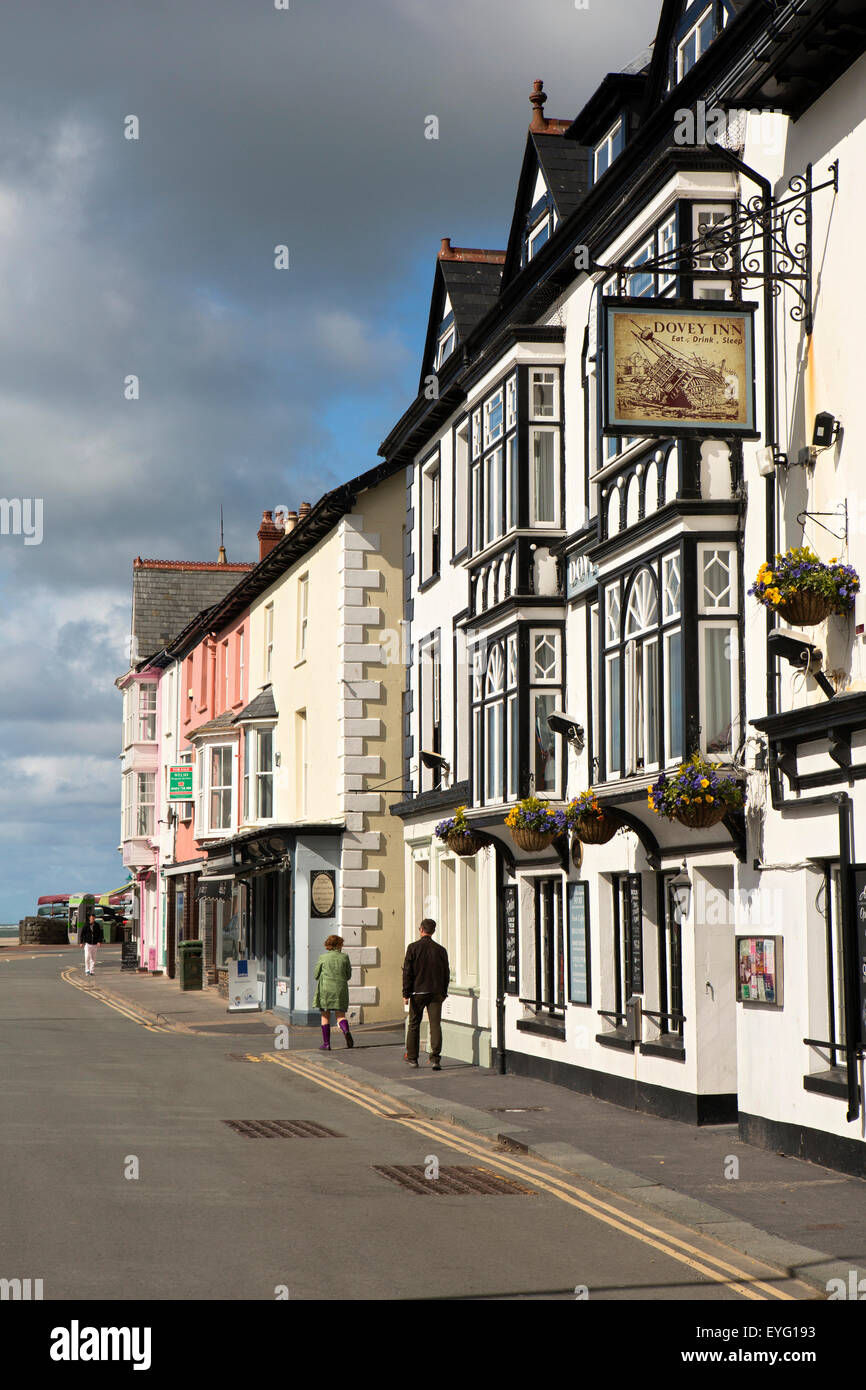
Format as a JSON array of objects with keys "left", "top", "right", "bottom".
[{"left": 257, "top": 510, "right": 282, "bottom": 561}]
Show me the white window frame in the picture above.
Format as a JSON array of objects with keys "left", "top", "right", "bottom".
[
  {"left": 136, "top": 682, "right": 157, "bottom": 742},
  {"left": 677, "top": 6, "right": 714, "bottom": 80},
  {"left": 436, "top": 325, "right": 456, "bottom": 369},
  {"left": 194, "top": 740, "right": 237, "bottom": 838},
  {"left": 606, "top": 651, "right": 622, "bottom": 778},
  {"left": 527, "top": 215, "right": 551, "bottom": 261},
  {"left": 529, "top": 426, "right": 560, "bottom": 528},
  {"left": 531, "top": 630, "right": 561, "bottom": 684},
  {"left": 243, "top": 726, "right": 275, "bottom": 824},
  {"left": 698, "top": 543, "right": 737, "bottom": 614},
  {"left": 658, "top": 212, "right": 678, "bottom": 290},
  {"left": 483, "top": 389, "right": 504, "bottom": 449},
  {"left": 594, "top": 117, "right": 624, "bottom": 181},
  {"left": 662, "top": 551, "right": 682, "bottom": 620},
  {"left": 422, "top": 456, "right": 441, "bottom": 579},
  {"left": 135, "top": 771, "right": 156, "bottom": 838},
  {"left": 223, "top": 641, "right": 230, "bottom": 712},
  {"left": 628, "top": 236, "right": 655, "bottom": 298},
  {"left": 664, "top": 628, "right": 684, "bottom": 765},
  {"left": 531, "top": 690, "right": 559, "bottom": 798},
  {"left": 529, "top": 368, "right": 559, "bottom": 421},
  {"left": 297, "top": 574, "right": 309, "bottom": 661},
  {"left": 699, "top": 621, "right": 738, "bottom": 757},
  {"left": 505, "top": 374, "right": 518, "bottom": 431},
  {"left": 264, "top": 604, "right": 274, "bottom": 681}
]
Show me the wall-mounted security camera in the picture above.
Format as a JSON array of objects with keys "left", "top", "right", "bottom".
[
  {"left": 768, "top": 629, "right": 835, "bottom": 700},
  {"left": 547, "top": 710, "right": 586, "bottom": 750}
]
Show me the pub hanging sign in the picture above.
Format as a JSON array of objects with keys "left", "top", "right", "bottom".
[{"left": 602, "top": 298, "right": 758, "bottom": 439}]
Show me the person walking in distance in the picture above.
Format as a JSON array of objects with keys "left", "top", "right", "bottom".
[
  {"left": 80, "top": 912, "right": 103, "bottom": 977},
  {"left": 313, "top": 934, "right": 354, "bottom": 1051},
  {"left": 402, "top": 918, "right": 450, "bottom": 1070}
]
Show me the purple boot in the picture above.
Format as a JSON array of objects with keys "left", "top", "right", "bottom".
[{"left": 319, "top": 1023, "right": 331, "bottom": 1051}]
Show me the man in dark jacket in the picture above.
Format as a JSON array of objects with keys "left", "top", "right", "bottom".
[
  {"left": 80, "top": 912, "right": 104, "bottom": 976},
  {"left": 402, "top": 918, "right": 450, "bottom": 1070}
]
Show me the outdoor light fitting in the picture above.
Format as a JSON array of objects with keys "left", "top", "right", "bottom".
[
  {"left": 768, "top": 628, "right": 835, "bottom": 700},
  {"left": 420, "top": 749, "right": 451, "bottom": 779},
  {"left": 669, "top": 864, "right": 692, "bottom": 922},
  {"left": 812, "top": 411, "right": 840, "bottom": 449},
  {"left": 547, "top": 710, "right": 586, "bottom": 750},
  {"left": 757, "top": 443, "right": 789, "bottom": 475}
]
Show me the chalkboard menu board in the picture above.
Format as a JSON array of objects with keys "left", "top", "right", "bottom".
[
  {"left": 626, "top": 873, "right": 643, "bottom": 995},
  {"left": 567, "top": 882, "right": 591, "bottom": 1005},
  {"left": 853, "top": 867, "right": 866, "bottom": 1046},
  {"left": 503, "top": 885, "right": 518, "bottom": 995},
  {"left": 121, "top": 934, "right": 138, "bottom": 972}
]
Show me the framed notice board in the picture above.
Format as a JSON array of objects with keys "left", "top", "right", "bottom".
[
  {"left": 567, "top": 881, "right": 591, "bottom": 1006},
  {"left": 503, "top": 884, "right": 519, "bottom": 995},
  {"left": 626, "top": 873, "right": 644, "bottom": 995}
]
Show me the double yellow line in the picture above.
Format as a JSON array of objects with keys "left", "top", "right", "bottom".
[
  {"left": 61, "top": 968, "right": 171, "bottom": 1033},
  {"left": 264, "top": 1052, "right": 798, "bottom": 1302}
]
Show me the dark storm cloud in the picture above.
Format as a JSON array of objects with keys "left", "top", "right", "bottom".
[{"left": 0, "top": 0, "right": 660, "bottom": 917}]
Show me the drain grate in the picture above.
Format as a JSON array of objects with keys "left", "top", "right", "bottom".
[
  {"left": 223, "top": 1119, "right": 343, "bottom": 1138},
  {"left": 488, "top": 1106, "right": 550, "bottom": 1113},
  {"left": 373, "top": 1164, "right": 534, "bottom": 1196}
]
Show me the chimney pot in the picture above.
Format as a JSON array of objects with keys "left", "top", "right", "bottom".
[
  {"left": 284, "top": 510, "right": 298, "bottom": 534},
  {"left": 529, "top": 78, "right": 548, "bottom": 132},
  {"left": 298, "top": 501, "right": 311, "bottom": 519},
  {"left": 439, "top": 237, "right": 452, "bottom": 258}
]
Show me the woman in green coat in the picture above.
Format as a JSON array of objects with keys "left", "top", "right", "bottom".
[{"left": 314, "top": 934, "right": 353, "bottom": 1050}]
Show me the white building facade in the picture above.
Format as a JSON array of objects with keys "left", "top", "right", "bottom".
[{"left": 387, "top": 0, "right": 866, "bottom": 1175}]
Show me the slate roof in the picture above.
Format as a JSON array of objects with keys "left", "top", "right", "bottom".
[
  {"left": 187, "top": 710, "right": 240, "bottom": 740},
  {"left": 233, "top": 685, "right": 278, "bottom": 723},
  {"left": 531, "top": 132, "right": 591, "bottom": 221},
  {"left": 440, "top": 256, "right": 504, "bottom": 344},
  {"left": 131, "top": 559, "right": 253, "bottom": 664}
]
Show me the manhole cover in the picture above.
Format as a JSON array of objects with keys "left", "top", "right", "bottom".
[
  {"left": 223, "top": 1119, "right": 343, "bottom": 1138},
  {"left": 373, "top": 1164, "right": 534, "bottom": 1196}
]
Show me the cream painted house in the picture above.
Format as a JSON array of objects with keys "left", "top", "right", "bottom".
[{"left": 196, "top": 464, "right": 407, "bottom": 1024}]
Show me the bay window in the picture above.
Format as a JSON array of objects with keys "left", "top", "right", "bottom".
[
  {"left": 243, "top": 726, "right": 274, "bottom": 822},
  {"left": 194, "top": 741, "right": 236, "bottom": 837},
  {"left": 135, "top": 772, "right": 155, "bottom": 837},
  {"left": 136, "top": 683, "right": 157, "bottom": 742},
  {"left": 472, "top": 633, "right": 519, "bottom": 806}
]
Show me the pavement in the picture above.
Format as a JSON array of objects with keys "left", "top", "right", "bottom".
[{"left": 37, "top": 942, "right": 866, "bottom": 1298}]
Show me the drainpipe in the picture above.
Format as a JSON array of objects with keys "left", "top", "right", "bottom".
[
  {"left": 493, "top": 841, "right": 508, "bottom": 1076},
  {"left": 712, "top": 144, "right": 778, "bottom": 721},
  {"left": 835, "top": 793, "right": 861, "bottom": 1122}
]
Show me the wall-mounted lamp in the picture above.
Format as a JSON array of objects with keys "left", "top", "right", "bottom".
[
  {"left": 420, "top": 749, "right": 450, "bottom": 782},
  {"left": 669, "top": 863, "right": 692, "bottom": 922},
  {"left": 768, "top": 628, "right": 835, "bottom": 700},
  {"left": 547, "top": 710, "right": 586, "bottom": 751},
  {"left": 812, "top": 411, "right": 840, "bottom": 449}
]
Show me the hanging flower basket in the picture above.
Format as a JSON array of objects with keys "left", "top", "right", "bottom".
[
  {"left": 567, "top": 790, "right": 622, "bottom": 845},
  {"left": 435, "top": 806, "right": 486, "bottom": 856},
  {"left": 775, "top": 590, "right": 834, "bottom": 626},
  {"left": 673, "top": 800, "right": 728, "bottom": 830},
  {"left": 749, "top": 547, "right": 859, "bottom": 625},
  {"left": 504, "top": 796, "right": 567, "bottom": 853},
  {"left": 575, "top": 813, "right": 620, "bottom": 845},
  {"left": 445, "top": 829, "right": 486, "bottom": 857},
  {"left": 648, "top": 754, "right": 745, "bottom": 829},
  {"left": 510, "top": 825, "right": 559, "bottom": 853}
]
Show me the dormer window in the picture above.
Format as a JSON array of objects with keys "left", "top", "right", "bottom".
[
  {"left": 436, "top": 310, "right": 456, "bottom": 369},
  {"left": 677, "top": 6, "right": 714, "bottom": 79},
  {"left": 594, "top": 117, "right": 625, "bottom": 182},
  {"left": 527, "top": 214, "right": 550, "bottom": 261}
]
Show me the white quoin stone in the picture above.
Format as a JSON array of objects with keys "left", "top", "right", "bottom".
[
  {"left": 341, "top": 851, "right": 365, "bottom": 870},
  {"left": 348, "top": 986, "right": 378, "bottom": 1005},
  {"left": 338, "top": 550, "right": 367, "bottom": 570},
  {"left": 342, "top": 869, "right": 381, "bottom": 890},
  {"left": 343, "top": 718, "right": 384, "bottom": 738},
  {"left": 340, "top": 907, "right": 380, "bottom": 927},
  {"left": 342, "top": 531, "right": 381, "bottom": 552},
  {"left": 347, "top": 947, "right": 379, "bottom": 967}
]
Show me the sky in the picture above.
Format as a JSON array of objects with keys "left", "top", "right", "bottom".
[{"left": 0, "top": 0, "right": 660, "bottom": 921}]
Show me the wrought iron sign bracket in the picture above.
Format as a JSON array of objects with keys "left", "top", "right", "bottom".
[{"left": 593, "top": 161, "right": 839, "bottom": 337}]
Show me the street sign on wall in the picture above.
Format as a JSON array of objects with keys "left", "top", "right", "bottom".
[{"left": 168, "top": 766, "right": 193, "bottom": 801}]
